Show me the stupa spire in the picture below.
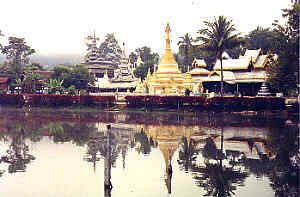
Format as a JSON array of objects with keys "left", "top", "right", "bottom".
[
  {"left": 157, "top": 23, "right": 179, "bottom": 72},
  {"left": 165, "top": 23, "right": 171, "bottom": 50},
  {"left": 122, "top": 42, "right": 126, "bottom": 57}
]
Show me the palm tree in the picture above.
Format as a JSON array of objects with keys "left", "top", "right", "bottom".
[
  {"left": 177, "top": 33, "right": 193, "bottom": 67},
  {"left": 197, "top": 16, "right": 244, "bottom": 96}
]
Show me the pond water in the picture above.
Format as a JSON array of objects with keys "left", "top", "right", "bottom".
[{"left": 0, "top": 107, "right": 299, "bottom": 197}]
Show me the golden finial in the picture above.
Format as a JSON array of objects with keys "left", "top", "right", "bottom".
[
  {"left": 159, "top": 22, "right": 178, "bottom": 66},
  {"left": 122, "top": 42, "right": 126, "bottom": 57},
  {"left": 165, "top": 23, "right": 171, "bottom": 49},
  {"left": 165, "top": 23, "right": 171, "bottom": 34}
]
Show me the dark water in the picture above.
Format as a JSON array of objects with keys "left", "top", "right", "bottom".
[{"left": 0, "top": 107, "right": 299, "bottom": 197}]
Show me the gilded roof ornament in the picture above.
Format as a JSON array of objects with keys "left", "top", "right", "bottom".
[{"left": 165, "top": 23, "right": 171, "bottom": 34}]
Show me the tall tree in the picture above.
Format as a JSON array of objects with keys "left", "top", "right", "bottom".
[
  {"left": 197, "top": 16, "right": 244, "bottom": 96},
  {"left": 98, "top": 33, "right": 122, "bottom": 63},
  {"left": 135, "top": 46, "right": 159, "bottom": 63},
  {"left": 177, "top": 33, "right": 193, "bottom": 66},
  {"left": 1, "top": 37, "right": 35, "bottom": 81},
  {"left": 246, "top": 26, "right": 275, "bottom": 54},
  {"left": 1, "top": 37, "right": 35, "bottom": 66},
  {"left": 268, "top": 0, "right": 299, "bottom": 95},
  {"left": 133, "top": 46, "right": 160, "bottom": 80}
]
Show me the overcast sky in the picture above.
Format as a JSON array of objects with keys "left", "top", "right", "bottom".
[{"left": 0, "top": 0, "right": 289, "bottom": 56}]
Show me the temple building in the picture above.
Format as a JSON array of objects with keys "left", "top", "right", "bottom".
[
  {"left": 136, "top": 24, "right": 195, "bottom": 95},
  {"left": 83, "top": 31, "right": 118, "bottom": 78},
  {"left": 82, "top": 32, "right": 138, "bottom": 92},
  {"left": 189, "top": 49, "right": 274, "bottom": 96},
  {"left": 190, "top": 58, "right": 210, "bottom": 84}
]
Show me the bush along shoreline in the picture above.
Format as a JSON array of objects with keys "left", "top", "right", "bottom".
[
  {"left": 0, "top": 94, "right": 115, "bottom": 107},
  {"left": 0, "top": 94, "right": 287, "bottom": 112}
]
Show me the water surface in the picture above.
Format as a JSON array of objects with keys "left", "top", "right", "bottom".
[{"left": 0, "top": 107, "right": 299, "bottom": 197}]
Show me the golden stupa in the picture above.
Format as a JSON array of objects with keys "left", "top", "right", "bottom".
[{"left": 138, "top": 23, "right": 193, "bottom": 95}]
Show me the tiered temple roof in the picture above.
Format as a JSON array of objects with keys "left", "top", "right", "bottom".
[
  {"left": 191, "top": 49, "right": 272, "bottom": 85},
  {"left": 93, "top": 47, "right": 138, "bottom": 90},
  {"left": 83, "top": 32, "right": 137, "bottom": 91}
]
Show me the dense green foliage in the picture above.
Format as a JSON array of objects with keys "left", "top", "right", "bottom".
[
  {"left": 246, "top": 26, "right": 275, "bottom": 54},
  {"left": 1, "top": 37, "right": 35, "bottom": 67},
  {"left": 267, "top": 0, "right": 299, "bottom": 96},
  {"left": 51, "top": 65, "right": 95, "bottom": 91},
  {"left": 133, "top": 46, "right": 160, "bottom": 80},
  {"left": 98, "top": 33, "right": 122, "bottom": 63},
  {"left": 44, "top": 78, "right": 65, "bottom": 94},
  {"left": 129, "top": 52, "right": 137, "bottom": 63},
  {"left": 22, "top": 71, "right": 42, "bottom": 93},
  {"left": 0, "top": 35, "right": 38, "bottom": 92}
]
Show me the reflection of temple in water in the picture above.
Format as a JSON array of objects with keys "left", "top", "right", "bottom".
[
  {"left": 136, "top": 122, "right": 274, "bottom": 194},
  {"left": 138, "top": 123, "right": 272, "bottom": 161},
  {"left": 84, "top": 121, "right": 275, "bottom": 195},
  {"left": 136, "top": 125, "right": 196, "bottom": 194},
  {"left": 84, "top": 124, "right": 136, "bottom": 197},
  {"left": 198, "top": 125, "right": 273, "bottom": 160}
]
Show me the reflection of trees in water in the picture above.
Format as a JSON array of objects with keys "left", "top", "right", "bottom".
[
  {"left": 84, "top": 125, "right": 133, "bottom": 197},
  {"left": 134, "top": 129, "right": 156, "bottom": 154},
  {"left": 85, "top": 129, "right": 132, "bottom": 167},
  {"left": 191, "top": 136, "right": 249, "bottom": 197},
  {"left": 191, "top": 162, "right": 249, "bottom": 197},
  {"left": 238, "top": 123, "right": 299, "bottom": 197},
  {"left": 199, "top": 121, "right": 299, "bottom": 197},
  {"left": 85, "top": 126, "right": 134, "bottom": 164},
  {"left": 48, "top": 122, "right": 97, "bottom": 146},
  {"left": 266, "top": 123, "right": 299, "bottom": 197},
  {"left": 5, "top": 121, "right": 43, "bottom": 143},
  {"left": 0, "top": 130, "right": 35, "bottom": 173},
  {"left": 1, "top": 119, "right": 97, "bottom": 146},
  {"left": 177, "top": 136, "right": 199, "bottom": 172},
  {"left": 202, "top": 137, "right": 224, "bottom": 162},
  {"left": 0, "top": 132, "right": 9, "bottom": 143}
]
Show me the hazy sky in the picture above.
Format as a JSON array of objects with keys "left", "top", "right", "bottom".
[{"left": 0, "top": 0, "right": 289, "bottom": 56}]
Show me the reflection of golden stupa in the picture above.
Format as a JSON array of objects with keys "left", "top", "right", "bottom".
[
  {"left": 138, "top": 125, "right": 195, "bottom": 173},
  {"left": 139, "top": 23, "right": 193, "bottom": 95}
]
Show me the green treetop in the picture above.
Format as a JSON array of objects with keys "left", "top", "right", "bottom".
[
  {"left": 197, "top": 15, "right": 244, "bottom": 96},
  {"left": 98, "top": 33, "right": 122, "bottom": 63}
]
